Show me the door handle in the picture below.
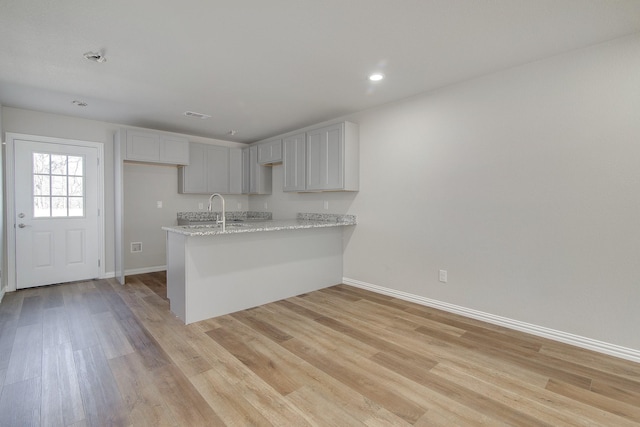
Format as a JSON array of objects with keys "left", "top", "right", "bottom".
[{"left": 18, "top": 223, "right": 29, "bottom": 228}]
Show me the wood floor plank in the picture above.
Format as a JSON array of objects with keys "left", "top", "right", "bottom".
[
  {"left": 117, "top": 315, "right": 171, "bottom": 370},
  {"left": 63, "top": 288, "right": 100, "bottom": 351},
  {"left": 74, "top": 344, "right": 129, "bottom": 427},
  {"left": 17, "top": 295, "right": 43, "bottom": 327},
  {"left": 4, "top": 323, "right": 42, "bottom": 385},
  {"left": 91, "top": 311, "right": 135, "bottom": 359},
  {"left": 135, "top": 296, "right": 212, "bottom": 378},
  {"left": 199, "top": 314, "right": 408, "bottom": 426},
  {"left": 151, "top": 364, "right": 223, "bottom": 427},
  {"left": 42, "top": 306, "right": 71, "bottom": 349},
  {"left": 191, "top": 368, "right": 280, "bottom": 426},
  {"left": 93, "top": 279, "right": 138, "bottom": 321},
  {"left": 42, "top": 341, "right": 85, "bottom": 426},
  {"left": 429, "top": 360, "right": 592, "bottom": 427},
  {"left": 286, "top": 385, "right": 366, "bottom": 426},
  {"left": 283, "top": 336, "right": 427, "bottom": 424},
  {"left": 0, "top": 294, "right": 22, "bottom": 372},
  {"left": 206, "top": 325, "right": 302, "bottom": 396},
  {"left": 546, "top": 378, "right": 640, "bottom": 424},
  {"left": 2, "top": 275, "right": 640, "bottom": 426},
  {"left": 287, "top": 293, "right": 553, "bottom": 389},
  {"left": 0, "top": 376, "right": 41, "bottom": 427},
  {"left": 42, "top": 285, "right": 65, "bottom": 309},
  {"left": 109, "top": 352, "right": 177, "bottom": 427}
]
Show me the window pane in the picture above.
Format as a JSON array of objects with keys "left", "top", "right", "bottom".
[
  {"left": 68, "top": 156, "right": 83, "bottom": 176},
  {"left": 51, "top": 197, "right": 67, "bottom": 217},
  {"left": 34, "top": 197, "right": 51, "bottom": 217},
  {"left": 68, "top": 197, "right": 84, "bottom": 216},
  {"left": 33, "top": 153, "right": 50, "bottom": 174},
  {"left": 51, "top": 155, "right": 67, "bottom": 175},
  {"left": 33, "top": 175, "right": 50, "bottom": 196},
  {"left": 51, "top": 176, "right": 67, "bottom": 196},
  {"left": 68, "top": 177, "right": 83, "bottom": 196}
]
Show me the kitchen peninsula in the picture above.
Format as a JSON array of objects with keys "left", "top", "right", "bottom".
[{"left": 163, "top": 213, "right": 356, "bottom": 324}]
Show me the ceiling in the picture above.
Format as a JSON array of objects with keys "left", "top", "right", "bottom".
[{"left": 1, "top": 1, "right": 640, "bottom": 143}]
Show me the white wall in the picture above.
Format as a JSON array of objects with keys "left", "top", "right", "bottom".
[
  {"left": 123, "top": 162, "right": 247, "bottom": 271},
  {"left": 249, "top": 34, "right": 640, "bottom": 353},
  {"left": 249, "top": 165, "right": 357, "bottom": 219},
  {"left": 0, "top": 107, "right": 243, "bottom": 276},
  {"left": 339, "top": 34, "right": 640, "bottom": 352}
]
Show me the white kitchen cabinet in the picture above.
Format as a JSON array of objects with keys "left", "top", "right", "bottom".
[
  {"left": 258, "top": 139, "right": 283, "bottom": 164},
  {"left": 178, "top": 143, "right": 242, "bottom": 194},
  {"left": 281, "top": 121, "right": 358, "bottom": 192},
  {"left": 282, "top": 133, "right": 306, "bottom": 192},
  {"left": 242, "top": 146, "right": 272, "bottom": 194},
  {"left": 229, "top": 148, "right": 243, "bottom": 194},
  {"left": 123, "top": 129, "right": 189, "bottom": 165}
]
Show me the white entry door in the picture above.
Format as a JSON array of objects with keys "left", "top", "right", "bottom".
[{"left": 14, "top": 139, "right": 100, "bottom": 289}]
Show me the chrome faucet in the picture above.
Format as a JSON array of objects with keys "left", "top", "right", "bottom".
[{"left": 207, "top": 193, "right": 226, "bottom": 231}]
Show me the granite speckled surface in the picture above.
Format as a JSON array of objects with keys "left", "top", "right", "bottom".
[
  {"left": 177, "top": 211, "right": 272, "bottom": 223},
  {"left": 164, "top": 213, "right": 356, "bottom": 236}
]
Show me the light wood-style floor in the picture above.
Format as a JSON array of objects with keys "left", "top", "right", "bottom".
[{"left": 1, "top": 272, "right": 639, "bottom": 426}]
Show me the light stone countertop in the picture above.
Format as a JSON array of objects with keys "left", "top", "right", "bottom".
[{"left": 163, "top": 213, "right": 356, "bottom": 237}]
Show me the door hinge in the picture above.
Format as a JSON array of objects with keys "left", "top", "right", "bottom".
[{"left": 98, "top": 259, "right": 101, "bottom": 267}]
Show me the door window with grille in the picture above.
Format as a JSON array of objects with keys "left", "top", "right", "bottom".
[{"left": 32, "top": 152, "right": 84, "bottom": 218}]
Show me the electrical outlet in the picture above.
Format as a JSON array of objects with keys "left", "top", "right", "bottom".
[
  {"left": 156, "top": 201, "right": 163, "bottom": 208},
  {"left": 323, "top": 200, "right": 329, "bottom": 210},
  {"left": 198, "top": 202, "right": 204, "bottom": 210},
  {"left": 237, "top": 202, "right": 241, "bottom": 210},
  {"left": 439, "top": 270, "right": 448, "bottom": 283},
  {"left": 264, "top": 202, "right": 268, "bottom": 209}
]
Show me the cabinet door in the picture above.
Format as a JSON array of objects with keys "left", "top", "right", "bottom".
[
  {"left": 125, "top": 131, "right": 160, "bottom": 162},
  {"left": 306, "top": 123, "right": 343, "bottom": 190},
  {"left": 206, "top": 145, "right": 230, "bottom": 193},
  {"left": 160, "top": 136, "right": 189, "bottom": 165},
  {"left": 246, "top": 145, "right": 272, "bottom": 194},
  {"left": 178, "top": 143, "right": 207, "bottom": 193},
  {"left": 228, "top": 148, "right": 243, "bottom": 195},
  {"left": 258, "top": 139, "right": 282, "bottom": 164},
  {"left": 241, "top": 147, "right": 250, "bottom": 194},
  {"left": 283, "top": 133, "right": 306, "bottom": 192},
  {"left": 249, "top": 145, "right": 259, "bottom": 194}
]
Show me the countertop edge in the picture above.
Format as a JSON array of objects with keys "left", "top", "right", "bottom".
[{"left": 162, "top": 219, "right": 356, "bottom": 236}]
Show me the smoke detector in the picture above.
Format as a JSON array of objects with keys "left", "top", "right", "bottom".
[
  {"left": 83, "top": 51, "right": 107, "bottom": 63},
  {"left": 183, "top": 111, "right": 211, "bottom": 119}
]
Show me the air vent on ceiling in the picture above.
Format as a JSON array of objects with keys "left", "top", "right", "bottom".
[
  {"left": 183, "top": 111, "right": 211, "bottom": 119},
  {"left": 83, "top": 51, "right": 107, "bottom": 63}
]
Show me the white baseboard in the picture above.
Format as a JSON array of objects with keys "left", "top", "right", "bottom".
[
  {"left": 342, "top": 277, "right": 640, "bottom": 364},
  {"left": 102, "top": 265, "right": 166, "bottom": 279}
]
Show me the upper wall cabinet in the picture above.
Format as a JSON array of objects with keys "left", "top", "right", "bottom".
[
  {"left": 178, "top": 143, "right": 242, "bottom": 194},
  {"left": 283, "top": 121, "right": 359, "bottom": 192},
  {"left": 258, "top": 139, "right": 283, "bottom": 164},
  {"left": 242, "top": 146, "right": 272, "bottom": 194},
  {"left": 123, "top": 129, "right": 189, "bottom": 165},
  {"left": 282, "top": 133, "right": 306, "bottom": 192}
]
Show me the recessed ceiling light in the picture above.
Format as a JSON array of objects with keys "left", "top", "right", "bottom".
[
  {"left": 183, "top": 111, "right": 211, "bottom": 119},
  {"left": 369, "top": 73, "right": 384, "bottom": 82},
  {"left": 83, "top": 51, "right": 107, "bottom": 63},
  {"left": 72, "top": 100, "right": 88, "bottom": 107}
]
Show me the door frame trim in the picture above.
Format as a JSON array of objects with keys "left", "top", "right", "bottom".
[{"left": 5, "top": 133, "right": 105, "bottom": 292}]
